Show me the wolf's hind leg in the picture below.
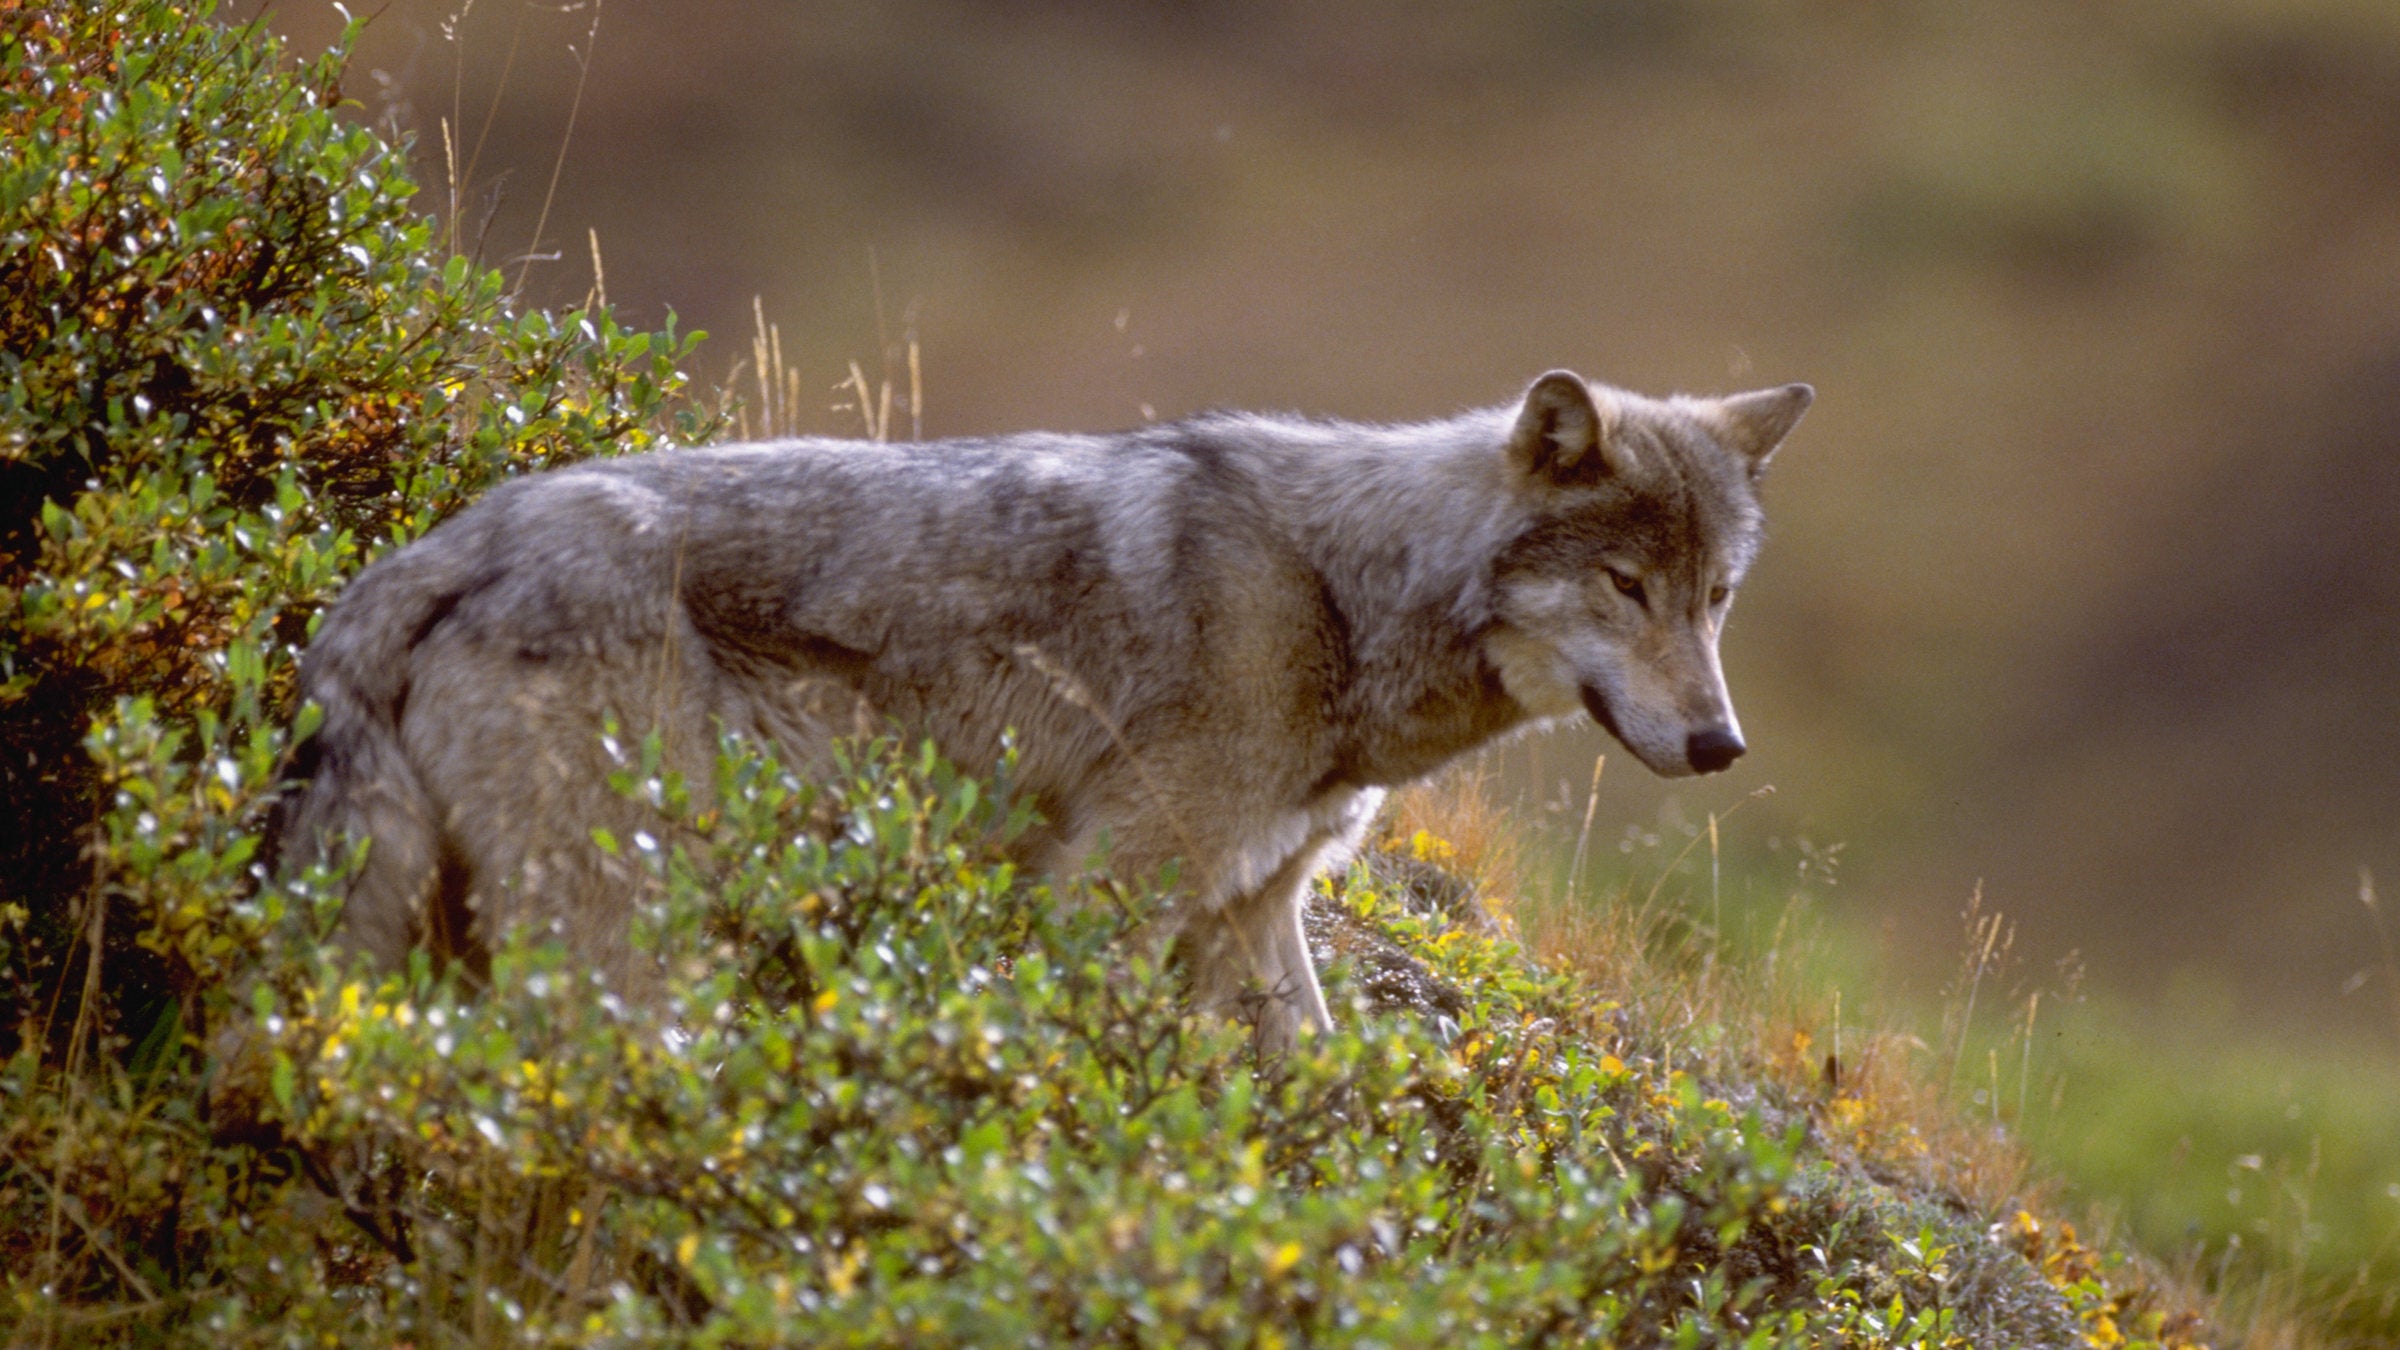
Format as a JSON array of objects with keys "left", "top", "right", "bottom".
[{"left": 397, "top": 631, "right": 722, "bottom": 1003}]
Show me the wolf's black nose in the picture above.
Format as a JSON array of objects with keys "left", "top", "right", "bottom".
[{"left": 1687, "top": 727, "right": 1745, "bottom": 774}]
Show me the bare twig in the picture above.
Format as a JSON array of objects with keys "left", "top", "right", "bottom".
[{"left": 513, "top": 0, "right": 602, "bottom": 300}]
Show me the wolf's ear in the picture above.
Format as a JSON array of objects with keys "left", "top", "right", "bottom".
[
  {"left": 1510, "top": 371, "right": 1626, "bottom": 486},
  {"left": 1710, "top": 383, "right": 1814, "bottom": 476}
]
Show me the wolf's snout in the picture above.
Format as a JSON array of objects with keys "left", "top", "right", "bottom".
[{"left": 1686, "top": 727, "right": 1745, "bottom": 774}]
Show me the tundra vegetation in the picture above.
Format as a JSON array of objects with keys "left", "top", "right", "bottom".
[{"left": 0, "top": 5, "right": 2302, "bottom": 1345}]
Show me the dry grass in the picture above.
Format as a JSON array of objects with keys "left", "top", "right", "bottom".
[
  {"left": 727, "top": 276, "right": 921, "bottom": 444},
  {"left": 1392, "top": 762, "right": 2340, "bottom": 1349},
  {"left": 1378, "top": 766, "right": 1526, "bottom": 911}
]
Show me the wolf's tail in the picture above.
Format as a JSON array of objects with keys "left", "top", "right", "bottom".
[{"left": 277, "top": 533, "right": 488, "bottom": 967}]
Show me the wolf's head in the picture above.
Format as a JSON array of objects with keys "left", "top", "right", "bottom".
[{"left": 1483, "top": 370, "right": 1811, "bottom": 777}]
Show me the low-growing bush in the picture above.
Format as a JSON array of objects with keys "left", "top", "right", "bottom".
[
  {"left": 33, "top": 726, "right": 2085, "bottom": 1344},
  {"left": 0, "top": 0, "right": 702, "bottom": 1067},
  {"left": 1, "top": 0, "right": 698, "bottom": 1327},
  {"left": 226, "top": 735, "right": 1819, "bottom": 1342}
]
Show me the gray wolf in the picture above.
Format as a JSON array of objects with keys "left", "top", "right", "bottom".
[{"left": 284, "top": 370, "right": 1810, "bottom": 1050}]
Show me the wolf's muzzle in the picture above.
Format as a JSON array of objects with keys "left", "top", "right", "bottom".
[{"left": 1685, "top": 727, "right": 1745, "bottom": 774}]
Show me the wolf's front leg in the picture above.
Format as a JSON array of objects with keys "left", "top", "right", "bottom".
[
  {"left": 1184, "top": 845, "right": 1334, "bottom": 1056},
  {"left": 1253, "top": 870, "right": 1333, "bottom": 1057},
  {"left": 1187, "top": 789, "right": 1382, "bottom": 1055}
]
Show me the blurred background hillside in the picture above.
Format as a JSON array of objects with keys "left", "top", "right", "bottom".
[{"left": 234, "top": 0, "right": 2400, "bottom": 1053}]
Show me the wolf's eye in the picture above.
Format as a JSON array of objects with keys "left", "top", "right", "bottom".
[
  {"left": 1608, "top": 569, "right": 1645, "bottom": 604},
  {"left": 1708, "top": 585, "right": 1730, "bottom": 606}
]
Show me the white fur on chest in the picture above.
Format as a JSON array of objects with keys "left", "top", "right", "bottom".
[{"left": 1208, "top": 786, "right": 1386, "bottom": 908}]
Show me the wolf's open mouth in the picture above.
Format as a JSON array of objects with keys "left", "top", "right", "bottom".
[{"left": 1578, "top": 683, "right": 1624, "bottom": 743}]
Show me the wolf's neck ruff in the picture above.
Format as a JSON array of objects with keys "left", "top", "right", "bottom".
[{"left": 282, "top": 370, "right": 1809, "bottom": 1052}]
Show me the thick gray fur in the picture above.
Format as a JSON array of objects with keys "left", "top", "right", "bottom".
[{"left": 284, "top": 370, "right": 1810, "bottom": 1050}]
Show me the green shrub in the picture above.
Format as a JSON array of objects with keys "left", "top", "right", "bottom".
[
  {"left": 0, "top": 0, "right": 699, "bottom": 1322},
  {"left": 0, "top": 0, "right": 704, "bottom": 1057},
  {"left": 194, "top": 732, "right": 1961, "bottom": 1345}
]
